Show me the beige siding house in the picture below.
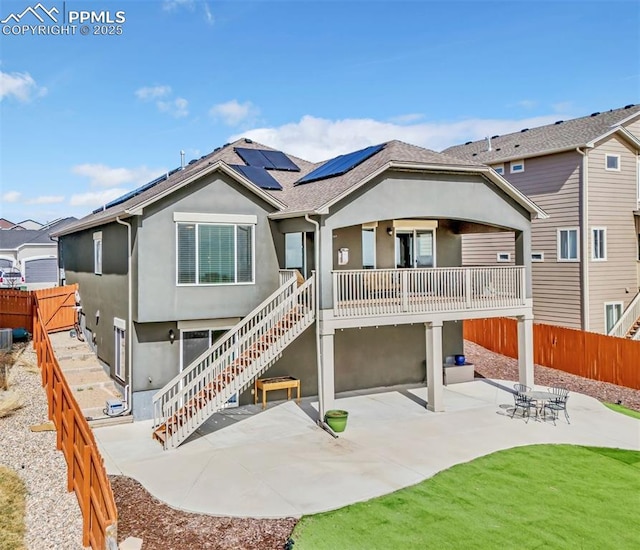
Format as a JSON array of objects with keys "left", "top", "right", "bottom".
[{"left": 444, "top": 104, "right": 640, "bottom": 335}]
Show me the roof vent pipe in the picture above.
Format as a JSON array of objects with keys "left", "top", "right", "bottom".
[
  {"left": 180, "top": 150, "right": 185, "bottom": 169},
  {"left": 486, "top": 136, "right": 492, "bottom": 152}
]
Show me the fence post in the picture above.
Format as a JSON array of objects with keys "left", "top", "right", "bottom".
[
  {"left": 66, "top": 407, "right": 75, "bottom": 492},
  {"left": 82, "top": 445, "right": 91, "bottom": 547},
  {"left": 55, "top": 381, "right": 63, "bottom": 450},
  {"left": 465, "top": 270, "right": 472, "bottom": 308}
]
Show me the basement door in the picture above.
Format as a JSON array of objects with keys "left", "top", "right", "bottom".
[{"left": 181, "top": 329, "right": 238, "bottom": 407}]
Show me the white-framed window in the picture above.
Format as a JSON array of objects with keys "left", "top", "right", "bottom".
[
  {"left": 557, "top": 228, "right": 579, "bottom": 261},
  {"left": 362, "top": 227, "right": 376, "bottom": 269},
  {"left": 510, "top": 160, "right": 525, "bottom": 173},
  {"left": 113, "top": 318, "right": 126, "bottom": 381},
  {"left": 93, "top": 232, "right": 102, "bottom": 275},
  {"left": 531, "top": 252, "right": 545, "bottom": 262},
  {"left": 492, "top": 164, "right": 504, "bottom": 175},
  {"left": 604, "top": 302, "right": 623, "bottom": 333},
  {"left": 605, "top": 154, "right": 620, "bottom": 171},
  {"left": 176, "top": 222, "right": 255, "bottom": 285},
  {"left": 496, "top": 252, "right": 511, "bottom": 262},
  {"left": 591, "top": 227, "right": 607, "bottom": 261}
]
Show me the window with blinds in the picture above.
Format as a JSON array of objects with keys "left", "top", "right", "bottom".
[{"left": 177, "top": 223, "right": 254, "bottom": 284}]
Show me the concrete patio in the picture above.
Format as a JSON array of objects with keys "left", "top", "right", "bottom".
[{"left": 94, "top": 379, "right": 640, "bottom": 518}]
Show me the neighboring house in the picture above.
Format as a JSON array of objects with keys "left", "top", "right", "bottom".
[
  {"left": 444, "top": 104, "right": 640, "bottom": 337},
  {"left": 0, "top": 217, "right": 76, "bottom": 289},
  {"left": 0, "top": 218, "right": 15, "bottom": 229},
  {"left": 13, "top": 219, "right": 44, "bottom": 230},
  {"left": 55, "top": 139, "right": 545, "bottom": 448}
]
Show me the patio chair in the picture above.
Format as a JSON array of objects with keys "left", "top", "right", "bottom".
[
  {"left": 510, "top": 391, "right": 536, "bottom": 423},
  {"left": 544, "top": 387, "right": 570, "bottom": 425},
  {"left": 513, "top": 383, "right": 531, "bottom": 394}
]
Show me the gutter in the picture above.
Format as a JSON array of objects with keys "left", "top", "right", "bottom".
[
  {"left": 114, "top": 216, "right": 133, "bottom": 416},
  {"left": 576, "top": 147, "right": 590, "bottom": 331},
  {"left": 304, "top": 213, "right": 325, "bottom": 423}
]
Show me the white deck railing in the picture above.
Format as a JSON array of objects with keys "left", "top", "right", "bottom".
[
  {"left": 332, "top": 266, "right": 526, "bottom": 318},
  {"left": 608, "top": 291, "right": 640, "bottom": 339},
  {"left": 153, "top": 270, "right": 315, "bottom": 449}
]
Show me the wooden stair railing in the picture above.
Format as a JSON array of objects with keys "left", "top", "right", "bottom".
[{"left": 152, "top": 272, "right": 315, "bottom": 449}]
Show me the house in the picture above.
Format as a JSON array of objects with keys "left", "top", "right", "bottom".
[
  {"left": 11, "top": 219, "right": 44, "bottom": 230},
  {"left": 55, "top": 139, "right": 545, "bottom": 448},
  {"left": 444, "top": 104, "right": 640, "bottom": 337},
  {"left": 0, "top": 217, "right": 76, "bottom": 289},
  {"left": 0, "top": 218, "right": 15, "bottom": 229}
]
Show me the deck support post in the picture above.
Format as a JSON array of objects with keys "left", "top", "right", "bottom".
[
  {"left": 425, "top": 320, "right": 444, "bottom": 412},
  {"left": 517, "top": 314, "right": 534, "bottom": 388},
  {"left": 318, "top": 329, "right": 335, "bottom": 419}
]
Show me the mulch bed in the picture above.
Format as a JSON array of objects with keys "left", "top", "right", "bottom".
[
  {"left": 111, "top": 341, "right": 640, "bottom": 549},
  {"left": 110, "top": 476, "right": 297, "bottom": 550},
  {"left": 465, "top": 340, "right": 640, "bottom": 411}
]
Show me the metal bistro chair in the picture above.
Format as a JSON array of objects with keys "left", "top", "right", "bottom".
[
  {"left": 544, "top": 387, "right": 570, "bottom": 425},
  {"left": 511, "top": 384, "right": 536, "bottom": 422}
]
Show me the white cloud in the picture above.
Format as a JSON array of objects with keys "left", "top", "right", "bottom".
[
  {"left": 388, "top": 113, "right": 425, "bottom": 124},
  {"left": 157, "top": 97, "right": 189, "bottom": 118},
  {"left": 71, "top": 164, "right": 166, "bottom": 188},
  {"left": 1, "top": 191, "right": 21, "bottom": 203},
  {"left": 231, "top": 112, "right": 570, "bottom": 161},
  {"left": 162, "top": 0, "right": 194, "bottom": 11},
  {"left": 0, "top": 70, "right": 47, "bottom": 102},
  {"left": 204, "top": 2, "right": 214, "bottom": 25},
  {"left": 27, "top": 195, "right": 65, "bottom": 205},
  {"left": 69, "top": 189, "right": 128, "bottom": 208},
  {"left": 135, "top": 85, "right": 171, "bottom": 101},
  {"left": 515, "top": 99, "right": 537, "bottom": 109},
  {"left": 210, "top": 99, "right": 259, "bottom": 127}
]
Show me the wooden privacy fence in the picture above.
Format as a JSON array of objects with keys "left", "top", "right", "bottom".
[
  {"left": 0, "top": 289, "right": 34, "bottom": 332},
  {"left": 34, "top": 284, "right": 79, "bottom": 333},
  {"left": 464, "top": 317, "right": 640, "bottom": 390},
  {"left": 33, "top": 288, "right": 117, "bottom": 549}
]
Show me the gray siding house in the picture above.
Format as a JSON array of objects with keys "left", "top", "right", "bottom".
[
  {"left": 56, "top": 139, "right": 545, "bottom": 448},
  {"left": 445, "top": 105, "right": 640, "bottom": 336}
]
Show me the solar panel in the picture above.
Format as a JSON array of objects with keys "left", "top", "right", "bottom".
[
  {"left": 296, "top": 144, "right": 385, "bottom": 185},
  {"left": 235, "top": 148, "right": 300, "bottom": 171},
  {"left": 230, "top": 164, "right": 282, "bottom": 190},
  {"left": 235, "top": 148, "right": 274, "bottom": 169},
  {"left": 261, "top": 150, "right": 300, "bottom": 171},
  {"left": 93, "top": 172, "right": 169, "bottom": 213}
]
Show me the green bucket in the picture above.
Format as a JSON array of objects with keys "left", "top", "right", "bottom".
[{"left": 325, "top": 409, "right": 349, "bottom": 432}]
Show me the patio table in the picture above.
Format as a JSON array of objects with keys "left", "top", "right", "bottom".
[{"left": 522, "top": 390, "right": 556, "bottom": 421}]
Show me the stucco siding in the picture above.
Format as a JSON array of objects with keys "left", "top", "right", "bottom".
[
  {"left": 587, "top": 137, "right": 639, "bottom": 333},
  {"left": 135, "top": 172, "right": 280, "bottom": 323}
]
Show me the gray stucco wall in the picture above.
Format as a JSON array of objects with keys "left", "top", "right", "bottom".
[
  {"left": 132, "top": 321, "right": 179, "bottom": 391},
  {"left": 244, "top": 320, "right": 463, "bottom": 404},
  {"left": 135, "top": 172, "right": 280, "bottom": 323},
  {"left": 59, "top": 223, "right": 129, "bottom": 381}
]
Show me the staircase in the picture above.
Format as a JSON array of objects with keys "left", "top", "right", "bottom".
[
  {"left": 608, "top": 291, "right": 640, "bottom": 340},
  {"left": 152, "top": 272, "right": 315, "bottom": 449}
]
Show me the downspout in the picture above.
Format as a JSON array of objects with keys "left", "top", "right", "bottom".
[
  {"left": 305, "top": 213, "right": 335, "bottom": 436},
  {"left": 576, "top": 147, "right": 590, "bottom": 331},
  {"left": 115, "top": 216, "right": 133, "bottom": 415}
]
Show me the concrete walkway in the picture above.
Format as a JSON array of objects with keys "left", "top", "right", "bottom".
[{"left": 94, "top": 379, "right": 640, "bottom": 518}]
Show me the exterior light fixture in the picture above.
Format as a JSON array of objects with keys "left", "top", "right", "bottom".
[
  {"left": 387, "top": 227, "right": 393, "bottom": 236},
  {"left": 168, "top": 329, "right": 175, "bottom": 344}
]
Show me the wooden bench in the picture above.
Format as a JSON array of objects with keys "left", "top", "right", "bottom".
[{"left": 254, "top": 376, "right": 301, "bottom": 409}]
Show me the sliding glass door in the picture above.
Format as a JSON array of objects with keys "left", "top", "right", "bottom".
[{"left": 395, "top": 230, "right": 435, "bottom": 268}]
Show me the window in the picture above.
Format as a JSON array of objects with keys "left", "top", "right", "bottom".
[
  {"left": 285, "top": 232, "right": 304, "bottom": 272},
  {"left": 497, "top": 252, "right": 511, "bottom": 262},
  {"left": 492, "top": 164, "right": 504, "bottom": 175},
  {"left": 114, "top": 318, "right": 126, "bottom": 380},
  {"left": 93, "top": 232, "right": 102, "bottom": 275},
  {"left": 591, "top": 228, "right": 607, "bottom": 261},
  {"left": 510, "top": 160, "right": 525, "bottom": 173},
  {"left": 531, "top": 252, "right": 544, "bottom": 262},
  {"left": 557, "top": 228, "right": 579, "bottom": 261},
  {"left": 177, "top": 223, "right": 254, "bottom": 285},
  {"left": 605, "top": 302, "right": 623, "bottom": 333},
  {"left": 605, "top": 154, "right": 620, "bottom": 171},
  {"left": 362, "top": 228, "right": 376, "bottom": 269}
]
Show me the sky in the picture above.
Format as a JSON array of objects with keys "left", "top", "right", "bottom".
[{"left": 1, "top": 0, "right": 639, "bottom": 224}]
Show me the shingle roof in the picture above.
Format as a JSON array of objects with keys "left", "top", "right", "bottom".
[
  {"left": 57, "top": 139, "right": 485, "bottom": 234},
  {"left": 443, "top": 104, "right": 640, "bottom": 164},
  {"left": 0, "top": 217, "right": 76, "bottom": 249}
]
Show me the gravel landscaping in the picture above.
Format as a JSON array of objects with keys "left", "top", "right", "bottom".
[{"left": 0, "top": 342, "right": 83, "bottom": 549}]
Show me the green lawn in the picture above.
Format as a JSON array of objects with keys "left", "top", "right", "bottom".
[
  {"left": 604, "top": 402, "right": 640, "bottom": 420},
  {"left": 0, "top": 465, "right": 26, "bottom": 550},
  {"left": 291, "top": 445, "right": 640, "bottom": 550}
]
